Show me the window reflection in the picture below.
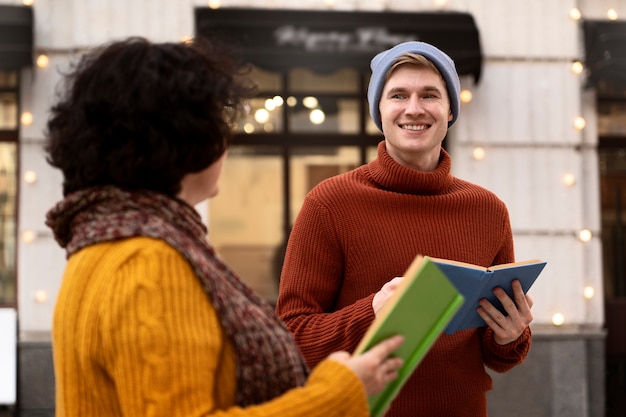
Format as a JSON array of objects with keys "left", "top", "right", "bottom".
[
  {"left": 288, "top": 68, "right": 359, "bottom": 93},
  {"left": 0, "top": 143, "right": 16, "bottom": 305},
  {"left": 0, "top": 93, "right": 18, "bottom": 130},
  {"left": 288, "top": 98, "right": 360, "bottom": 133}
]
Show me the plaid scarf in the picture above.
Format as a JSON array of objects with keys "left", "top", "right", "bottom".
[{"left": 45, "top": 185, "right": 309, "bottom": 406}]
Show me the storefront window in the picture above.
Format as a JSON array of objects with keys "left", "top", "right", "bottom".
[
  {"left": 0, "top": 92, "right": 18, "bottom": 130},
  {"left": 598, "top": 101, "right": 626, "bottom": 137},
  {"left": 0, "top": 71, "right": 18, "bottom": 307},
  {"left": 0, "top": 142, "right": 16, "bottom": 305},
  {"left": 212, "top": 66, "right": 380, "bottom": 303},
  {"left": 235, "top": 66, "right": 368, "bottom": 136},
  {"left": 209, "top": 146, "right": 283, "bottom": 303}
]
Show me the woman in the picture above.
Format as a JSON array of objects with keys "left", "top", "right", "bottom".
[{"left": 44, "top": 36, "right": 403, "bottom": 417}]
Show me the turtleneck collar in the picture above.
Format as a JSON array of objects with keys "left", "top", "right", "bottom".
[{"left": 366, "top": 140, "right": 454, "bottom": 195}]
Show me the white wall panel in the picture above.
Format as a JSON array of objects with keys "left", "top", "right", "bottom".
[
  {"left": 468, "top": 0, "right": 579, "bottom": 58},
  {"left": 19, "top": 56, "right": 73, "bottom": 143},
  {"left": 514, "top": 235, "right": 602, "bottom": 326},
  {"left": 517, "top": 236, "right": 583, "bottom": 324},
  {"left": 449, "top": 146, "right": 586, "bottom": 232},
  {"left": 18, "top": 143, "right": 65, "bottom": 333},
  {"left": 35, "top": 0, "right": 196, "bottom": 49},
  {"left": 17, "top": 237, "right": 66, "bottom": 333},
  {"left": 456, "top": 61, "right": 583, "bottom": 145},
  {"left": 0, "top": 308, "right": 16, "bottom": 404},
  {"left": 579, "top": 0, "right": 626, "bottom": 20}
]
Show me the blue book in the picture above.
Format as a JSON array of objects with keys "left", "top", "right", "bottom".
[{"left": 431, "top": 258, "right": 547, "bottom": 334}]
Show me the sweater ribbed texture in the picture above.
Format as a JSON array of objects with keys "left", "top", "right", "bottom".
[
  {"left": 276, "top": 141, "right": 531, "bottom": 417},
  {"left": 53, "top": 237, "right": 369, "bottom": 417}
]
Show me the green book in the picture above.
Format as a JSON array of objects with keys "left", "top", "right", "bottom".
[{"left": 353, "top": 255, "right": 464, "bottom": 417}]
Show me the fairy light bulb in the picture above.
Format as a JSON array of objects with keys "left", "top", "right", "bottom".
[
  {"left": 22, "top": 230, "right": 35, "bottom": 243},
  {"left": 21, "top": 112, "right": 33, "bottom": 126},
  {"left": 579, "top": 229, "right": 592, "bottom": 242},
  {"left": 569, "top": 8, "right": 582, "bottom": 20},
  {"left": 583, "top": 286, "right": 595, "bottom": 299},
  {"left": 472, "top": 147, "right": 485, "bottom": 161},
  {"left": 574, "top": 116, "right": 586, "bottom": 130},
  {"left": 36, "top": 54, "right": 49, "bottom": 68},
  {"left": 460, "top": 89, "right": 473, "bottom": 104},
  {"left": 34, "top": 290, "right": 47, "bottom": 303},
  {"left": 563, "top": 173, "right": 576, "bottom": 187},
  {"left": 552, "top": 313, "right": 565, "bottom": 326},
  {"left": 607, "top": 8, "right": 618, "bottom": 20},
  {"left": 571, "top": 61, "right": 584, "bottom": 75},
  {"left": 310, "top": 109, "right": 325, "bottom": 125},
  {"left": 24, "top": 170, "right": 37, "bottom": 184},
  {"left": 265, "top": 98, "right": 277, "bottom": 111}
]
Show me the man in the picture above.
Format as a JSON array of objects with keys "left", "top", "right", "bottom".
[{"left": 276, "top": 41, "right": 533, "bottom": 417}]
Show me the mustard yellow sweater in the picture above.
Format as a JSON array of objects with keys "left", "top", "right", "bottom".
[{"left": 53, "top": 237, "right": 368, "bottom": 417}]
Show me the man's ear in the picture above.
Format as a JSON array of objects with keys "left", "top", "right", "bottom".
[{"left": 448, "top": 109, "right": 453, "bottom": 122}]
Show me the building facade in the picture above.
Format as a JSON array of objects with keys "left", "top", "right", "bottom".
[{"left": 1, "top": 0, "right": 624, "bottom": 416}]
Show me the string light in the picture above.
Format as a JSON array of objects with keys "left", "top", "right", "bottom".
[
  {"left": 310, "top": 109, "right": 325, "bottom": 125},
  {"left": 460, "top": 89, "right": 473, "bottom": 104},
  {"left": 272, "top": 96, "right": 284, "bottom": 107},
  {"left": 563, "top": 173, "right": 576, "bottom": 186},
  {"left": 607, "top": 8, "right": 618, "bottom": 20},
  {"left": 243, "top": 123, "right": 255, "bottom": 134},
  {"left": 22, "top": 0, "right": 33, "bottom": 5},
  {"left": 571, "top": 61, "right": 584, "bottom": 75},
  {"left": 579, "top": 229, "right": 592, "bottom": 242},
  {"left": 569, "top": 8, "right": 582, "bottom": 20},
  {"left": 254, "top": 108, "right": 270, "bottom": 124},
  {"left": 552, "top": 313, "right": 565, "bottom": 326},
  {"left": 22, "top": 230, "right": 35, "bottom": 243},
  {"left": 21, "top": 112, "right": 33, "bottom": 126},
  {"left": 24, "top": 170, "right": 37, "bottom": 184},
  {"left": 302, "top": 96, "right": 319, "bottom": 109},
  {"left": 36, "top": 54, "right": 49, "bottom": 68},
  {"left": 265, "top": 98, "right": 277, "bottom": 111},
  {"left": 472, "top": 147, "right": 485, "bottom": 161},
  {"left": 34, "top": 290, "right": 47, "bottom": 303},
  {"left": 583, "top": 286, "right": 595, "bottom": 299},
  {"left": 208, "top": 0, "right": 221, "bottom": 9},
  {"left": 574, "top": 116, "right": 586, "bottom": 130}
]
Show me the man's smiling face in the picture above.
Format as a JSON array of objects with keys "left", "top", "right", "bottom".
[{"left": 379, "top": 64, "right": 453, "bottom": 171}]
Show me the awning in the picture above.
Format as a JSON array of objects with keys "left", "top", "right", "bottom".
[
  {"left": 0, "top": 5, "right": 34, "bottom": 71},
  {"left": 584, "top": 20, "right": 626, "bottom": 92},
  {"left": 195, "top": 8, "right": 482, "bottom": 82}
]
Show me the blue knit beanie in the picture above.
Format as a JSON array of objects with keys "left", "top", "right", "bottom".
[{"left": 367, "top": 41, "right": 461, "bottom": 132}]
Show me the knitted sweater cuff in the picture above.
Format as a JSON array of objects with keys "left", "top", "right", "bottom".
[{"left": 308, "top": 360, "right": 370, "bottom": 417}]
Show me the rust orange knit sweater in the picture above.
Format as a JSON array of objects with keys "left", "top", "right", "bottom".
[{"left": 276, "top": 141, "right": 531, "bottom": 417}]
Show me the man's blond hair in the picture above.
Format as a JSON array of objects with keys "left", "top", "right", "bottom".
[{"left": 386, "top": 53, "right": 444, "bottom": 82}]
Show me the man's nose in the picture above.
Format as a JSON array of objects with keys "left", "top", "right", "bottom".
[{"left": 405, "top": 95, "right": 424, "bottom": 115}]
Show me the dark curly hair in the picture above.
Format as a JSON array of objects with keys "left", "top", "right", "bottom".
[{"left": 45, "top": 36, "right": 256, "bottom": 196}]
